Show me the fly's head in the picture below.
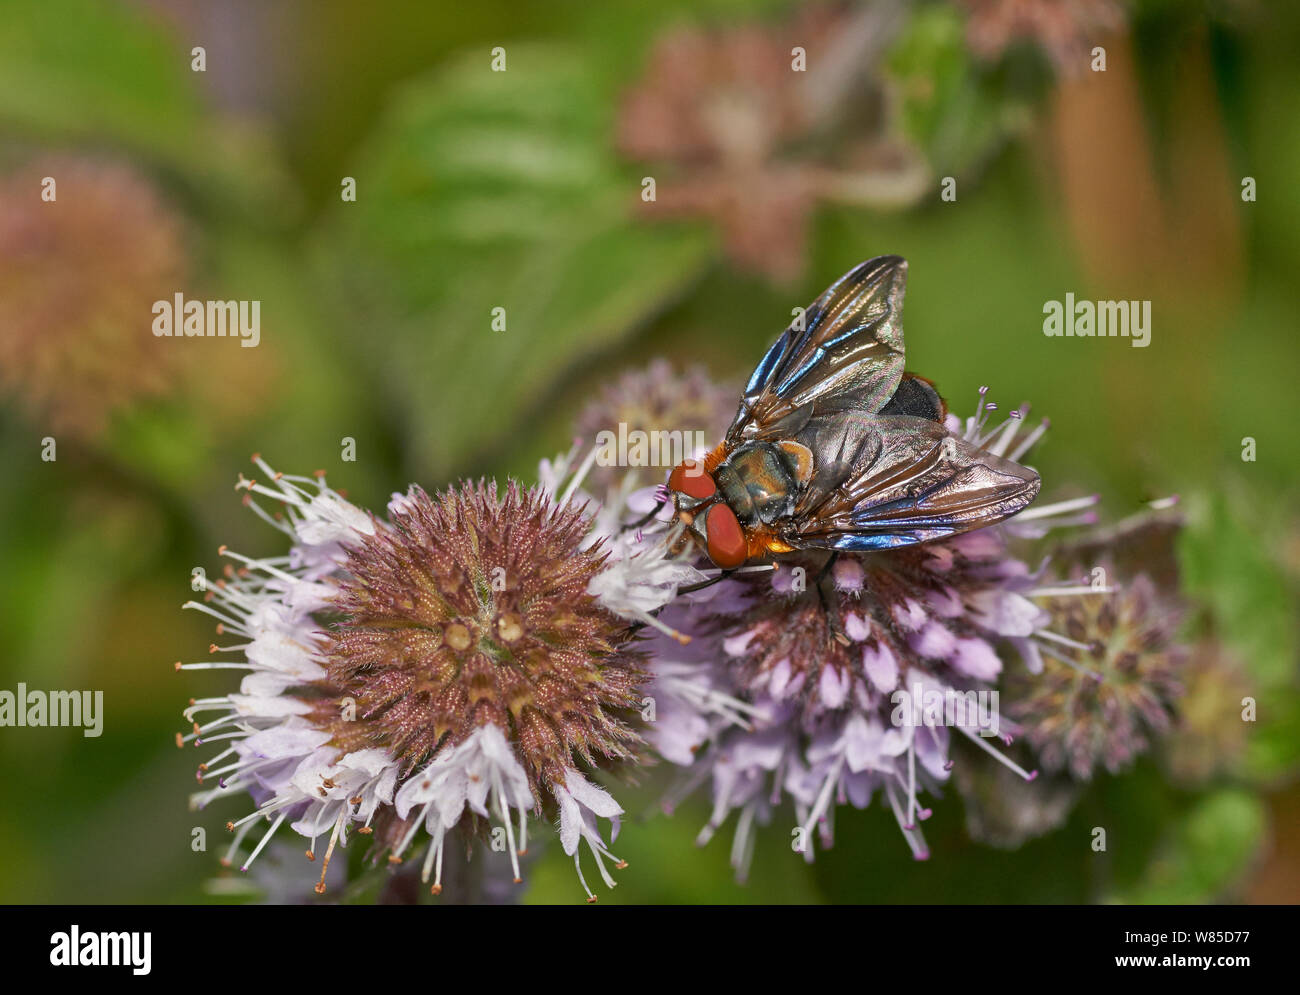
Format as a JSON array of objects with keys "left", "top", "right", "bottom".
[{"left": 666, "top": 457, "right": 748, "bottom": 570}]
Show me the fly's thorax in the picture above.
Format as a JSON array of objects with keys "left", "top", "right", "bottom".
[
  {"left": 714, "top": 440, "right": 803, "bottom": 525},
  {"left": 666, "top": 441, "right": 810, "bottom": 568}
]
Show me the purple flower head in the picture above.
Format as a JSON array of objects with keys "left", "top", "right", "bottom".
[{"left": 636, "top": 388, "right": 1129, "bottom": 879}]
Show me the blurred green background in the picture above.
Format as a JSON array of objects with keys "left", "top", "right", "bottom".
[{"left": 0, "top": 0, "right": 1296, "bottom": 903}]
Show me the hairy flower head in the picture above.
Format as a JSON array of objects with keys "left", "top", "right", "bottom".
[
  {"left": 616, "top": 8, "right": 926, "bottom": 280},
  {"left": 178, "top": 459, "right": 669, "bottom": 902},
  {"left": 1007, "top": 567, "right": 1187, "bottom": 780},
  {"left": 1162, "top": 640, "right": 1252, "bottom": 786},
  {"left": 0, "top": 157, "right": 188, "bottom": 436},
  {"left": 320, "top": 481, "right": 645, "bottom": 779},
  {"left": 619, "top": 385, "right": 1119, "bottom": 877}
]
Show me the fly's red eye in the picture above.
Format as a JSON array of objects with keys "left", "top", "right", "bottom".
[
  {"left": 704, "top": 504, "right": 747, "bottom": 569},
  {"left": 668, "top": 459, "right": 716, "bottom": 501}
]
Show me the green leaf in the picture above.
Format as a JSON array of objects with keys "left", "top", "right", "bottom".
[
  {"left": 314, "top": 44, "right": 713, "bottom": 483},
  {"left": 885, "top": 4, "right": 1040, "bottom": 178},
  {"left": 0, "top": 419, "right": 164, "bottom": 683},
  {"left": 1178, "top": 489, "right": 1299, "bottom": 690},
  {"left": 0, "top": 0, "right": 297, "bottom": 221},
  {"left": 1108, "top": 788, "right": 1267, "bottom": 904},
  {"left": 0, "top": 0, "right": 204, "bottom": 153},
  {"left": 1173, "top": 489, "right": 1300, "bottom": 784},
  {"left": 1242, "top": 690, "right": 1300, "bottom": 783}
]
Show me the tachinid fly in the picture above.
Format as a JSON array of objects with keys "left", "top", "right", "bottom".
[{"left": 663, "top": 256, "right": 1041, "bottom": 576}]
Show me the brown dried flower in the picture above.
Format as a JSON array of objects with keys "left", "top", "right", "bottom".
[{"left": 0, "top": 157, "right": 189, "bottom": 436}]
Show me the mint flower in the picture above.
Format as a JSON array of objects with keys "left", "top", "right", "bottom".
[
  {"left": 178, "top": 457, "right": 675, "bottom": 902},
  {"left": 627, "top": 388, "right": 1124, "bottom": 879}
]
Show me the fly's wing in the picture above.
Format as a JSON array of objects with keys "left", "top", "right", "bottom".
[
  {"left": 725, "top": 256, "right": 908, "bottom": 445},
  {"left": 787, "top": 414, "right": 1040, "bottom": 550}
]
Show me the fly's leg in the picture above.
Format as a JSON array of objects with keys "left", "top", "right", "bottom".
[
  {"left": 625, "top": 569, "right": 735, "bottom": 638},
  {"left": 675, "top": 570, "right": 735, "bottom": 597},
  {"left": 619, "top": 489, "right": 670, "bottom": 535},
  {"left": 816, "top": 553, "right": 850, "bottom": 647}
]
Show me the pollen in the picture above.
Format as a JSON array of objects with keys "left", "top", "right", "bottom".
[
  {"left": 497, "top": 612, "right": 525, "bottom": 643},
  {"left": 444, "top": 622, "right": 473, "bottom": 652}
]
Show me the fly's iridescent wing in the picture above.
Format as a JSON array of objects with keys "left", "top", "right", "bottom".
[
  {"left": 717, "top": 254, "right": 1037, "bottom": 550},
  {"left": 725, "top": 256, "right": 908, "bottom": 445},
  {"left": 786, "top": 413, "right": 1040, "bottom": 550}
]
